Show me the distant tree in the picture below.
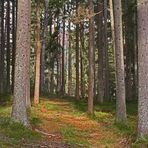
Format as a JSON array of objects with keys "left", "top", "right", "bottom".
[
  {"left": 34, "top": 0, "right": 41, "bottom": 104},
  {"left": 88, "top": 0, "right": 95, "bottom": 114}
]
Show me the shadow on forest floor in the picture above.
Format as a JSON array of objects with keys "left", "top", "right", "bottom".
[{"left": 0, "top": 96, "right": 147, "bottom": 147}]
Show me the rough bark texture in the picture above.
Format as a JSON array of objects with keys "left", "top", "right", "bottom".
[
  {"left": 113, "top": 0, "right": 127, "bottom": 122},
  {"left": 88, "top": 0, "right": 95, "bottom": 114},
  {"left": 137, "top": 0, "right": 148, "bottom": 137},
  {"left": 34, "top": 0, "right": 41, "bottom": 104},
  {"left": 11, "top": 0, "right": 31, "bottom": 127},
  {"left": 26, "top": 0, "right": 31, "bottom": 108}
]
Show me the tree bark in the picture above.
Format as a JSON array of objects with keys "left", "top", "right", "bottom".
[
  {"left": 113, "top": 0, "right": 127, "bottom": 122},
  {"left": 96, "top": 0, "right": 104, "bottom": 103},
  {"left": 6, "top": 0, "right": 10, "bottom": 93},
  {"left": 0, "top": 0, "right": 5, "bottom": 94},
  {"left": 40, "top": 0, "right": 49, "bottom": 94},
  {"left": 11, "top": 0, "right": 31, "bottom": 127},
  {"left": 34, "top": 0, "right": 41, "bottom": 104},
  {"left": 88, "top": 0, "right": 95, "bottom": 114},
  {"left": 12, "top": 0, "right": 17, "bottom": 93},
  {"left": 75, "top": 0, "right": 80, "bottom": 100},
  {"left": 68, "top": 21, "right": 72, "bottom": 96},
  {"left": 137, "top": 0, "right": 148, "bottom": 137}
]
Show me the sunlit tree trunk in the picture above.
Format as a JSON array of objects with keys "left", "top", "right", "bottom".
[{"left": 34, "top": 0, "right": 41, "bottom": 104}]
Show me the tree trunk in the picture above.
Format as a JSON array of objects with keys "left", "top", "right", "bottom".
[
  {"left": 103, "top": 0, "right": 110, "bottom": 101},
  {"left": 96, "top": 0, "right": 104, "bottom": 103},
  {"left": 61, "top": 6, "right": 65, "bottom": 95},
  {"left": 0, "top": 0, "right": 5, "bottom": 94},
  {"left": 40, "top": 0, "right": 49, "bottom": 94},
  {"left": 11, "top": 0, "right": 31, "bottom": 127},
  {"left": 34, "top": 0, "right": 41, "bottom": 104},
  {"left": 68, "top": 21, "right": 72, "bottom": 96},
  {"left": 137, "top": 0, "right": 148, "bottom": 137},
  {"left": 26, "top": 0, "right": 31, "bottom": 108},
  {"left": 75, "top": 0, "right": 80, "bottom": 100},
  {"left": 80, "top": 23, "right": 85, "bottom": 98},
  {"left": 88, "top": 0, "right": 95, "bottom": 114},
  {"left": 12, "top": 0, "right": 17, "bottom": 93},
  {"left": 113, "top": 0, "right": 127, "bottom": 122},
  {"left": 6, "top": 0, "right": 10, "bottom": 93}
]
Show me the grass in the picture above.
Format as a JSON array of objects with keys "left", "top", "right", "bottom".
[
  {"left": 0, "top": 95, "right": 144, "bottom": 147},
  {"left": 61, "top": 125, "right": 90, "bottom": 147},
  {"left": 0, "top": 98, "right": 41, "bottom": 146}
]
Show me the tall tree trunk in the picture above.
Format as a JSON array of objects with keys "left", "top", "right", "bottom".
[
  {"left": 88, "top": 0, "right": 95, "bottom": 114},
  {"left": 34, "top": 0, "right": 41, "bottom": 104},
  {"left": 6, "top": 0, "right": 10, "bottom": 93},
  {"left": 103, "top": 0, "right": 110, "bottom": 101},
  {"left": 96, "top": 0, "right": 104, "bottom": 103},
  {"left": 68, "top": 21, "right": 72, "bottom": 96},
  {"left": 80, "top": 23, "right": 85, "bottom": 98},
  {"left": 61, "top": 6, "right": 65, "bottom": 95},
  {"left": 26, "top": 0, "right": 31, "bottom": 108},
  {"left": 113, "top": 0, "right": 127, "bottom": 122},
  {"left": 137, "top": 0, "right": 148, "bottom": 137},
  {"left": 12, "top": 0, "right": 17, "bottom": 93},
  {"left": 75, "top": 0, "right": 80, "bottom": 100},
  {"left": 11, "top": 0, "right": 31, "bottom": 127},
  {"left": 40, "top": 0, "right": 49, "bottom": 94},
  {"left": 0, "top": 0, "right": 5, "bottom": 94}
]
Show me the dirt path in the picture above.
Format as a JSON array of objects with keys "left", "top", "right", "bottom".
[{"left": 31, "top": 98, "right": 130, "bottom": 148}]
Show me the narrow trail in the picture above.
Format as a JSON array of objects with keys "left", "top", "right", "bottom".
[{"left": 31, "top": 98, "right": 131, "bottom": 148}]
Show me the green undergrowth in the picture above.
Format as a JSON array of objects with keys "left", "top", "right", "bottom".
[
  {"left": 0, "top": 102, "right": 41, "bottom": 146},
  {"left": 0, "top": 117, "right": 41, "bottom": 145},
  {"left": 60, "top": 125, "right": 90, "bottom": 147},
  {"left": 62, "top": 97, "right": 137, "bottom": 138}
]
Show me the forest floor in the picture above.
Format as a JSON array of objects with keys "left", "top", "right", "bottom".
[{"left": 0, "top": 95, "right": 145, "bottom": 148}]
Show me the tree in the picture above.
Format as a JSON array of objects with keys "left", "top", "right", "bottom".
[
  {"left": 113, "top": 0, "right": 127, "bottom": 122},
  {"left": 137, "top": 0, "right": 148, "bottom": 137},
  {"left": 40, "top": 0, "right": 49, "bottom": 94},
  {"left": 0, "top": 0, "right": 5, "bottom": 94},
  {"left": 75, "top": 0, "right": 80, "bottom": 100},
  {"left": 34, "top": 0, "right": 41, "bottom": 104},
  {"left": 88, "top": 0, "right": 95, "bottom": 114},
  {"left": 11, "top": 0, "right": 31, "bottom": 127}
]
